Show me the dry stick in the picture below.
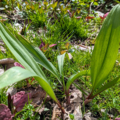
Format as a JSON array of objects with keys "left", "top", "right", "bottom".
[
  {"left": 0, "top": 58, "right": 14, "bottom": 64},
  {"left": 95, "top": 0, "right": 113, "bottom": 11},
  {"left": 88, "top": 2, "right": 93, "bottom": 14},
  {"left": 94, "top": 3, "right": 105, "bottom": 11}
]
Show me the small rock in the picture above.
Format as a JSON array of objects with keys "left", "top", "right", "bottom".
[
  {"left": 12, "top": 91, "right": 32, "bottom": 112},
  {"left": 0, "top": 104, "right": 13, "bottom": 120}
]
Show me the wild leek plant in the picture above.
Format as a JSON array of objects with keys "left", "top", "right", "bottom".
[
  {"left": 0, "top": 21, "right": 89, "bottom": 113},
  {"left": 62, "top": 4, "right": 120, "bottom": 105},
  {"left": 83, "top": 4, "right": 120, "bottom": 105},
  {"left": 0, "top": 22, "right": 65, "bottom": 113},
  {"left": 0, "top": 4, "right": 120, "bottom": 114}
]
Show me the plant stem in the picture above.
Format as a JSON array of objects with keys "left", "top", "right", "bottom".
[
  {"left": 83, "top": 92, "right": 93, "bottom": 105},
  {"left": 56, "top": 100, "right": 65, "bottom": 114},
  {"left": 65, "top": 89, "right": 70, "bottom": 104}
]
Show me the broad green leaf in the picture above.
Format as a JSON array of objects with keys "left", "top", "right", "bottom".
[
  {"left": 14, "top": 33, "right": 61, "bottom": 83},
  {"left": 0, "top": 67, "right": 57, "bottom": 102},
  {"left": 0, "top": 22, "right": 58, "bottom": 103},
  {"left": 92, "top": 77, "right": 120, "bottom": 98},
  {"left": 91, "top": 5, "right": 120, "bottom": 92},
  {"left": 66, "top": 70, "right": 90, "bottom": 91},
  {"left": 0, "top": 22, "right": 46, "bottom": 79},
  {"left": 57, "top": 53, "right": 65, "bottom": 76}
]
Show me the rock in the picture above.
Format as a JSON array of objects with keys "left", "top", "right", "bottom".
[
  {"left": 0, "top": 104, "right": 13, "bottom": 120},
  {"left": 6, "top": 87, "right": 17, "bottom": 96},
  {"left": 12, "top": 91, "right": 32, "bottom": 112}
]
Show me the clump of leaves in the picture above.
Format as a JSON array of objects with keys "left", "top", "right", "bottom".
[
  {"left": 25, "top": 1, "right": 48, "bottom": 28},
  {"left": 15, "top": 103, "right": 40, "bottom": 120},
  {"left": 58, "top": 16, "right": 89, "bottom": 40}
]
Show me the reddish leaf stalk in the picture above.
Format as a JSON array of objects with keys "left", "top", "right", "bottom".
[
  {"left": 56, "top": 100, "right": 65, "bottom": 114},
  {"left": 83, "top": 92, "right": 93, "bottom": 105},
  {"left": 84, "top": 88, "right": 110, "bottom": 105},
  {"left": 65, "top": 89, "right": 70, "bottom": 104}
]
